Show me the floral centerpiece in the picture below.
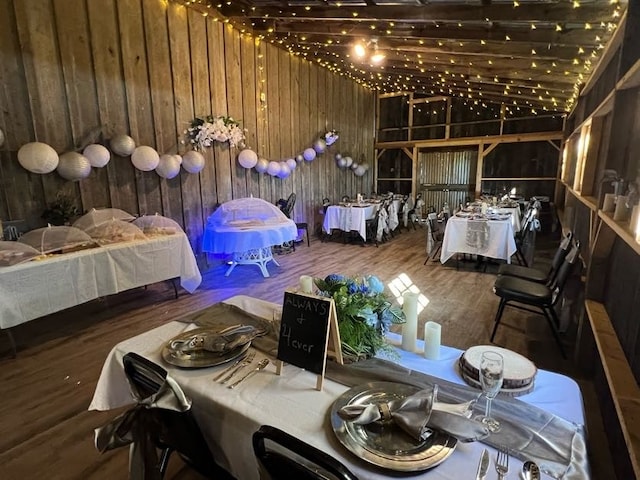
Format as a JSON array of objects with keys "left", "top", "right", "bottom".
[
  {"left": 184, "top": 115, "right": 246, "bottom": 150},
  {"left": 314, "top": 274, "right": 405, "bottom": 361}
]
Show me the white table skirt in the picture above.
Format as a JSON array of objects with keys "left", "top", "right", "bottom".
[
  {"left": 90, "top": 295, "right": 586, "bottom": 480},
  {"left": 202, "top": 220, "right": 298, "bottom": 254},
  {"left": 323, "top": 204, "right": 377, "bottom": 241},
  {"left": 495, "top": 206, "right": 522, "bottom": 232},
  {"left": 440, "top": 217, "right": 516, "bottom": 264},
  {"left": 0, "top": 233, "right": 201, "bottom": 330}
]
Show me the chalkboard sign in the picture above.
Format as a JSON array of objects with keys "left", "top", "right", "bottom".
[{"left": 277, "top": 291, "right": 334, "bottom": 375}]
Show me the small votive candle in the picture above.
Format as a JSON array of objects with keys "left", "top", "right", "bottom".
[
  {"left": 423, "top": 321, "right": 441, "bottom": 360},
  {"left": 299, "top": 275, "right": 314, "bottom": 294}
]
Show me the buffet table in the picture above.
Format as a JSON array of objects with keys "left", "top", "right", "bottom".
[
  {"left": 323, "top": 204, "right": 378, "bottom": 241},
  {"left": 440, "top": 216, "right": 516, "bottom": 264},
  {"left": 0, "top": 233, "right": 201, "bottom": 331},
  {"left": 90, "top": 295, "right": 588, "bottom": 480}
]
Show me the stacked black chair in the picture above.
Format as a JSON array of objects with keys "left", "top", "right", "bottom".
[
  {"left": 423, "top": 214, "right": 444, "bottom": 264},
  {"left": 252, "top": 425, "right": 358, "bottom": 480},
  {"left": 497, "top": 231, "right": 573, "bottom": 285},
  {"left": 121, "top": 353, "right": 235, "bottom": 479},
  {"left": 490, "top": 241, "right": 582, "bottom": 359},
  {"left": 514, "top": 201, "right": 541, "bottom": 266}
]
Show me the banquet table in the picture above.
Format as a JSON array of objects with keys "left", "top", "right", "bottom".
[
  {"left": 0, "top": 233, "right": 201, "bottom": 332},
  {"left": 90, "top": 295, "right": 588, "bottom": 480},
  {"left": 202, "top": 219, "right": 298, "bottom": 277},
  {"left": 323, "top": 204, "right": 378, "bottom": 241},
  {"left": 440, "top": 216, "right": 517, "bottom": 264}
]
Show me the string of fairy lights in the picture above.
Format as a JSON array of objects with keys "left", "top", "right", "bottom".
[{"left": 169, "top": 0, "right": 624, "bottom": 115}]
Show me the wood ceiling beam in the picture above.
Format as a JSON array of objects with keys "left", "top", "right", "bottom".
[
  {"left": 219, "top": 4, "right": 618, "bottom": 24},
  {"left": 252, "top": 22, "right": 607, "bottom": 47}
]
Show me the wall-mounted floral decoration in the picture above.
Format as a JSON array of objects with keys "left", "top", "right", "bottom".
[{"left": 184, "top": 115, "right": 246, "bottom": 150}]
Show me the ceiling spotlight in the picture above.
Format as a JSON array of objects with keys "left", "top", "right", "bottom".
[{"left": 354, "top": 43, "right": 366, "bottom": 58}]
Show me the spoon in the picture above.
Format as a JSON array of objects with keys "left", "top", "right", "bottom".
[{"left": 523, "top": 461, "right": 541, "bottom": 480}]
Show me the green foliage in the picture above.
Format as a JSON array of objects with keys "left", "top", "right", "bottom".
[{"left": 41, "top": 194, "right": 80, "bottom": 226}]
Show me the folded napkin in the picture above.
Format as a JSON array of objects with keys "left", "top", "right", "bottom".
[
  {"left": 337, "top": 385, "right": 489, "bottom": 443},
  {"left": 169, "top": 324, "right": 260, "bottom": 354}
]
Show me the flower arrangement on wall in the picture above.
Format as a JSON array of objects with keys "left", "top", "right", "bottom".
[{"left": 184, "top": 115, "right": 246, "bottom": 150}]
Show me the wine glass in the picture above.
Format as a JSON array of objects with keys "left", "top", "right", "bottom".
[{"left": 476, "top": 351, "right": 504, "bottom": 432}]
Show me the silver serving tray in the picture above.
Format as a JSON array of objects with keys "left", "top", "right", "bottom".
[
  {"left": 331, "top": 382, "right": 457, "bottom": 472},
  {"left": 162, "top": 330, "right": 252, "bottom": 368}
]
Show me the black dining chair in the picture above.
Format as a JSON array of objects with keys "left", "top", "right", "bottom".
[
  {"left": 490, "top": 241, "right": 581, "bottom": 359},
  {"left": 121, "top": 352, "right": 235, "bottom": 480},
  {"left": 423, "top": 214, "right": 444, "bottom": 264},
  {"left": 252, "top": 425, "right": 359, "bottom": 480},
  {"left": 497, "top": 231, "right": 573, "bottom": 285}
]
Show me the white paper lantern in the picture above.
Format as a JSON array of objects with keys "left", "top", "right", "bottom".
[
  {"left": 83, "top": 144, "right": 110, "bottom": 168},
  {"left": 354, "top": 165, "right": 366, "bottom": 177},
  {"left": 351, "top": 161, "right": 359, "bottom": 170},
  {"left": 296, "top": 154, "right": 304, "bottom": 163},
  {"left": 156, "top": 154, "right": 182, "bottom": 179},
  {"left": 286, "top": 158, "right": 297, "bottom": 171},
  {"left": 255, "top": 158, "right": 269, "bottom": 173},
  {"left": 131, "top": 146, "right": 160, "bottom": 171},
  {"left": 182, "top": 150, "right": 205, "bottom": 173},
  {"left": 337, "top": 156, "right": 347, "bottom": 168},
  {"left": 110, "top": 134, "right": 136, "bottom": 156},
  {"left": 238, "top": 148, "right": 258, "bottom": 169},
  {"left": 0, "top": 128, "right": 5, "bottom": 147},
  {"left": 267, "top": 161, "right": 282, "bottom": 176},
  {"left": 57, "top": 151, "right": 92, "bottom": 181},
  {"left": 278, "top": 162, "right": 291, "bottom": 178},
  {"left": 18, "top": 142, "right": 59, "bottom": 174},
  {"left": 313, "top": 138, "right": 326, "bottom": 154},
  {"left": 335, "top": 153, "right": 342, "bottom": 160},
  {"left": 303, "top": 148, "right": 316, "bottom": 161},
  {"left": 344, "top": 156, "right": 353, "bottom": 168}
]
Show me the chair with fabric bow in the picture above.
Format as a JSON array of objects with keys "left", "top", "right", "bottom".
[
  {"left": 423, "top": 213, "right": 444, "bottom": 264},
  {"left": 95, "top": 352, "right": 235, "bottom": 480},
  {"left": 490, "top": 241, "right": 582, "bottom": 359},
  {"left": 252, "top": 425, "right": 358, "bottom": 480}
]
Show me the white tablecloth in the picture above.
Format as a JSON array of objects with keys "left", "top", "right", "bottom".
[
  {"left": 202, "top": 220, "right": 298, "bottom": 254},
  {"left": 323, "top": 204, "right": 377, "bottom": 241},
  {"left": 90, "top": 295, "right": 586, "bottom": 480},
  {"left": 440, "top": 217, "right": 516, "bottom": 264},
  {"left": 495, "top": 206, "right": 522, "bottom": 232},
  {"left": 0, "top": 233, "right": 201, "bottom": 330}
]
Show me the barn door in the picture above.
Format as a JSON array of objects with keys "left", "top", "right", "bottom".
[{"left": 418, "top": 148, "right": 477, "bottom": 212}]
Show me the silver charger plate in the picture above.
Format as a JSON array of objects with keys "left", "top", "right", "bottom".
[
  {"left": 331, "top": 382, "right": 457, "bottom": 472},
  {"left": 162, "top": 328, "right": 252, "bottom": 368}
]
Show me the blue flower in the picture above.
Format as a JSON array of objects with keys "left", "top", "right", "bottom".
[
  {"left": 325, "top": 274, "right": 346, "bottom": 285},
  {"left": 366, "top": 275, "right": 384, "bottom": 294}
]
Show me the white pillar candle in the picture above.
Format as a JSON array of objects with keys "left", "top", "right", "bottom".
[
  {"left": 423, "top": 321, "right": 441, "bottom": 360},
  {"left": 299, "top": 275, "right": 314, "bottom": 294},
  {"left": 630, "top": 205, "right": 640, "bottom": 236},
  {"left": 401, "top": 291, "right": 419, "bottom": 352}
]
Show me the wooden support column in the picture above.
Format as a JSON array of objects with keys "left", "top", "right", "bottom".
[
  {"left": 445, "top": 97, "right": 452, "bottom": 140},
  {"left": 475, "top": 143, "right": 484, "bottom": 198}
]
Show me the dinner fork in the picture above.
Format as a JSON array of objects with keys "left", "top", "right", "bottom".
[
  {"left": 218, "top": 352, "right": 256, "bottom": 384},
  {"left": 495, "top": 446, "right": 509, "bottom": 480}
]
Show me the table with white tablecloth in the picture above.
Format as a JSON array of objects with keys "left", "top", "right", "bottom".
[
  {"left": 323, "top": 204, "right": 378, "bottom": 241},
  {"left": 0, "top": 233, "right": 201, "bottom": 331},
  {"left": 440, "top": 217, "right": 516, "bottom": 264},
  {"left": 90, "top": 295, "right": 587, "bottom": 480}
]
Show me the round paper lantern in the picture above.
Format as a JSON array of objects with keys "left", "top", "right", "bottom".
[
  {"left": 344, "top": 156, "right": 353, "bottom": 168},
  {"left": 267, "top": 161, "right": 281, "bottom": 176},
  {"left": 313, "top": 138, "right": 326, "bottom": 154},
  {"left": 303, "top": 148, "right": 316, "bottom": 161},
  {"left": 182, "top": 150, "right": 205, "bottom": 174},
  {"left": 278, "top": 162, "right": 291, "bottom": 178},
  {"left": 57, "top": 151, "right": 91, "bottom": 181},
  {"left": 18, "top": 142, "right": 59, "bottom": 174},
  {"left": 0, "top": 128, "right": 5, "bottom": 147},
  {"left": 354, "top": 165, "right": 366, "bottom": 177},
  {"left": 156, "top": 154, "right": 182, "bottom": 179},
  {"left": 351, "top": 161, "right": 359, "bottom": 170},
  {"left": 83, "top": 144, "right": 110, "bottom": 168},
  {"left": 336, "top": 156, "right": 347, "bottom": 168},
  {"left": 131, "top": 146, "right": 160, "bottom": 171},
  {"left": 238, "top": 148, "right": 258, "bottom": 169},
  {"left": 295, "top": 154, "right": 304, "bottom": 163},
  {"left": 110, "top": 134, "right": 136, "bottom": 156},
  {"left": 255, "top": 158, "right": 269, "bottom": 173},
  {"left": 286, "top": 158, "right": 297, "bottom": 171},
  {"left": 335, "top": 153, "right": 342, "bottom": 161}
]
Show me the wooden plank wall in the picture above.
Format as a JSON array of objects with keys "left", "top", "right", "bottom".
[{"left": 0, "top": 0, "right": 376, "bottom": 266}]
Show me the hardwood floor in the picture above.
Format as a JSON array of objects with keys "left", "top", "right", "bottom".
[{"left": 0, "top": 226, "right": 613, "bottom": 479}]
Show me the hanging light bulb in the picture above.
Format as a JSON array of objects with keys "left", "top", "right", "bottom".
[{"left": 354, "top": 43, "right": 366, "bottom": 58}]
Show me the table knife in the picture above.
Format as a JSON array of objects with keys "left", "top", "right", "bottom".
[
  {"left": 475, "top": 448, "right": 489, "bottom": 480},
  {"left": 229, "top": 358, "right": 270, "bottom": 389}
]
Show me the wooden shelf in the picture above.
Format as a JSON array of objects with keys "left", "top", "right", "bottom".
[
  {"left": 565, "top": 185, "right": 598, "bottom": 212},
  {"left": 481, "top": 177, "right": 556, "bottom": 181},
  {"left": 617, "top": 58, "right": 640, "bottom": 91},
  {"left": 585, "top": 300, "right": 640, "bottom": 478},
  {"left": 598, "top": 210, "right": 640, "bottom": 256}
]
